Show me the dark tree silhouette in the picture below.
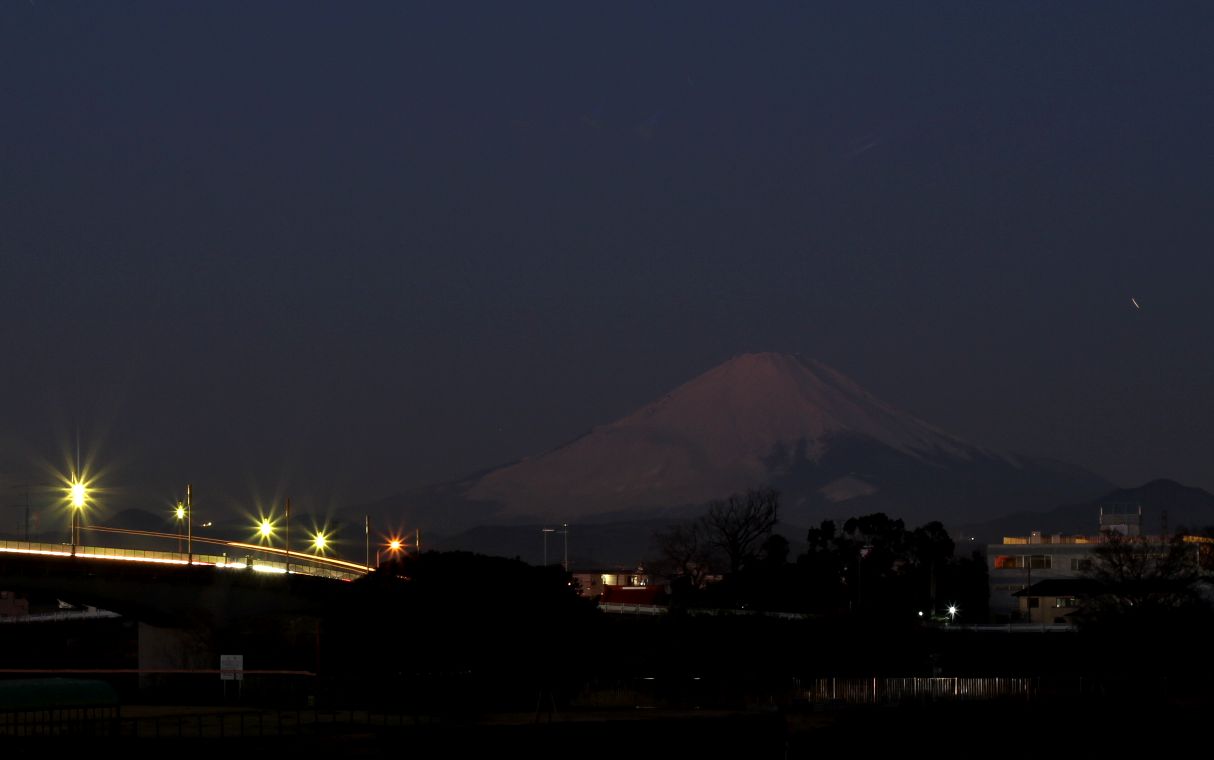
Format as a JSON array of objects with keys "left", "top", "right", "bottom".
[
  {"left": 653, "top": 520, "right": 719, "bottom": 590},
  {"left": 1079, "top": 533, "right": 1204, "bottom": 623},
  {"left": 798, "top": 513, "right": 987, "bottom": 618},
  {"left": 704, "top": 488, "right": 780, "bottom": 576}
]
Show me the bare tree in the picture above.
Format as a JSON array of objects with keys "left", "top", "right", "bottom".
[
  {"left": 703, "top": 488, "right": 780, "bottom": 576},
  {"left": 1080, "top": 532, "right": 1203, "bottom": 621},
  {"left": 654, "top": 520, "right": 718, "bottom": 589}
]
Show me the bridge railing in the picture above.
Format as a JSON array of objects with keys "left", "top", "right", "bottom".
[{"left": 0, "top": 540, "right": 362, "bottom": 581}]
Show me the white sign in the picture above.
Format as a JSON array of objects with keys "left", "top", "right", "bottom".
[{"left": 220, "top": 654, "right": 244, "bottom": 681}]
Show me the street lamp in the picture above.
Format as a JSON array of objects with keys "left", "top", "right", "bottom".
[
  {"left": 68, "top": 479, "right": 86, "bottom": 556},
  {"left": 183, "top": 484, "right": 193, "bottom": 564},
  {"left": 947, "top": 604, "right": 959, "bottom": 624},
  {"left": 175, "top": 502, "right": 186, "bottom": 553},
  {"left": 541, "top": 524, "right": 570, "bottom": 570},
  {"left": 285, "top": 497, "right": 291, "bottom": 575},
  {"left": 312, "top": 531, "right": 328, "bottom": 552},
  {"left": 377, "top": 537, "right": 403, "bottom": 566}
]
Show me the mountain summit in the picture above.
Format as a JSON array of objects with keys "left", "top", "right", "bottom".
[{"left": 461, "top": 353, "right": 1108, "bottom": 524}]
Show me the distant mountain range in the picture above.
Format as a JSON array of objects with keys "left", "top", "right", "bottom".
[
  {"left": 348, "top": 353, "right": 1113, "bottom": 541},
  {"left": 961, "top": 479, "right": 1214, "bottom": 543}
]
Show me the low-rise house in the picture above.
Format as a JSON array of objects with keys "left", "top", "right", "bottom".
[{"left": 1012, "top": 578, "right": 1102, "bottom": 625}]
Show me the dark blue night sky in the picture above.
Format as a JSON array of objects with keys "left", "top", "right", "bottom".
[{"left": 1, "top": 2, "right": 1212, "bottom": 519}]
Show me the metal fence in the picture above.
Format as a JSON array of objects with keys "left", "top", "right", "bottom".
[{"left": 804, "top": 676, "right": 1035, "bottom": 704}]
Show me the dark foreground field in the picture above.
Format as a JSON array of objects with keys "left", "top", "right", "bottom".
[{"left": 0, "top": 694, "right": 1199, "bottom": 759}]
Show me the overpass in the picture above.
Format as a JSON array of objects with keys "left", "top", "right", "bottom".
[
  {"left": 0, "top": 542, "right": 368, "bottom": 626},
  {"left": 0, "top": 528, "right": 376, "bottom": 626},
  {"left": 0, "top": 535, "right": 389, "bottom": 682},
  {"left": 0, "top": 532, "right": 369, "bottom": 582}
]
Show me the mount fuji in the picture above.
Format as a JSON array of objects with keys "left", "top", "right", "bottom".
[{"left": 354, "top": 353, "right": 1110, "bottom": 533}]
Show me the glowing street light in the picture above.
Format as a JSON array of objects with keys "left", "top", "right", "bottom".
[
  {"left": 68, "top": 479, "right": 87, "bottom": 555},
  {"left": 182, "top": 485, "right": 194, "bottom": 564},
  {"left": 258, "top": 519, "right": 274, "bottom": 539},
  {"left": 312, "top": 531, "right": 328, "bottom": 552},
  {"left": 947, "top": 604, "right": 959, "bottom": 624},
  {"left": 377, "top": 537, "right": 404, "bottom": 566},
  {"left": 175, "top": 502, "right": 186, "bottom": 552}
]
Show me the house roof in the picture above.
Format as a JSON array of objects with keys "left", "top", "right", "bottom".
[{"left": 1012, "top": 578, "right": 1103, "bottom": 597}]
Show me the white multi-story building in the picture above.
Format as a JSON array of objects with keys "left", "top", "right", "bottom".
[{"left": 987, "top": 506, "right": 1143, "bottom": 620}]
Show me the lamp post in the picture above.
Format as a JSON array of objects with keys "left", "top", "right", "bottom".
[
  {"left": 185, "top": 484, "right": 193, "bottom": 564},
  {"left": 285, "top": 497, "right": 291, "bottom": 575},
  {"left": 175, "top": 502, "right": 185, "bottom": 553},
  {"left": 541, "top": 524, "right": 570, "bottom": 570},
  {"left": 378, "top": 538, "right": 403, "bottom": 567},
  {"left": 69, "top": 480, "right": 86, "bottom": 556}
]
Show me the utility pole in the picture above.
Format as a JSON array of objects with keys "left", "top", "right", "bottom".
[
  {"left": 186, "top": 484, "right": 193, "bottom": 565},
  {"left": 285, "top": 497, "right": 291, "bottom": 575},
  {"left": 364, "top": 515, "right": 370, "bottom": 570},
  {"left": 563, "top": 522, "right": 569, "bottom": 572}
]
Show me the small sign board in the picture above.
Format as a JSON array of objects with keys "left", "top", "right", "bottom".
[{"left": 220, "top": 654, "right": 244, "bottom": 681}]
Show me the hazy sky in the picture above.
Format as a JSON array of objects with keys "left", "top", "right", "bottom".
[{"left": 2, "top": 2, "right": 1212, "bottom": 526}]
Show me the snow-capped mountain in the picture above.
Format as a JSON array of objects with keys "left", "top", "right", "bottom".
[{"left": 454, "top": 352, "right": 1109, "bottom": 525}]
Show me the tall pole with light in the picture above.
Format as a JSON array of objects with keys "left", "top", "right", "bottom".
[
  {"left": 186, "top": 483, "right": 193, "bottom": 564},
  {"left": 69, "top": 480, "right": 86, "bottom": 557},
  {"left": 285, "top": 497, "right": 291, "bottom": 575},
  {"left": 378, "top": 538, "right": 403, "bottom": 567}
]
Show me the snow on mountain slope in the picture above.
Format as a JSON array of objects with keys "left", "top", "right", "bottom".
[{"left": 465, "top": 353, "right": 1006, "bottom": 519}]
